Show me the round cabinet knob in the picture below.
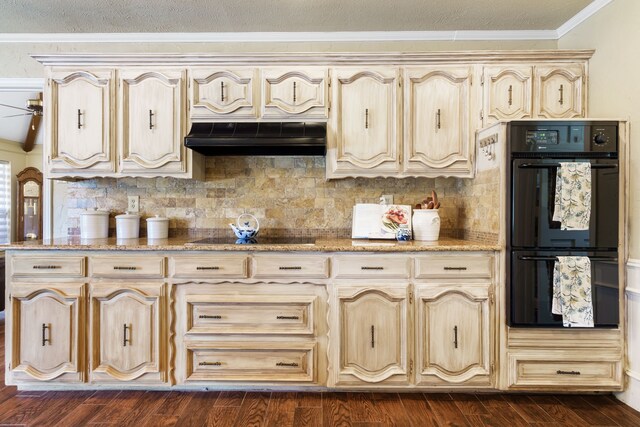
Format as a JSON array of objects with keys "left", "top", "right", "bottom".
[{"left": 593, "top": 133, "right": 609, "bottom": 145}]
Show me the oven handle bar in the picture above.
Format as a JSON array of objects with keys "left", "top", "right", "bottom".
[
  {"left": 518, "top": 163, "right": 617, "bottom": 169},
  {"left": 518, "top": 256, "right": 618, "bottom": 262}
]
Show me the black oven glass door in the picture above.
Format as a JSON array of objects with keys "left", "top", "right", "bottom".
[
  {"left": 511, "top": 159, "right": 618, "bottom": 249},
  {"left": 510, "top": 250, "right": 619, "bottom": 327}
]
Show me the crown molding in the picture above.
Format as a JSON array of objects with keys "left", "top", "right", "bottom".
[
  {"left": 30, "top": 50, "right": 595, "bottom": 66},
  {"left": 557, "top": 0, "right": 613, "bottom": 38},
  {"left": 0, "top": 78, "right": 44, "bottom": 91},
  {"left": 0, "top": 30, "right": 562, "bottom": 44}
]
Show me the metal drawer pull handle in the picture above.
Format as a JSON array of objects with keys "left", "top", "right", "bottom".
[
  {"left": 123, "top": 324, "right": 131, "bottom": 347},
  {"left": 200, "top": 361, "right": 222, "bottom": 366},
  {"left": 365, "top": 108, "right": 369, "bottom": 129},
  {"left": 77, "top": 109, "right": 83, "bottom": 129},
  {"left": 371, "top": 325, "right": 375, "bottom": 348},
  {"left": 276, "top": 362, "right": 299, "bottom": 367},
  {"left": 279, "top": 266, "right": 302, "bottom": 270},
  {"left": 113, "top": 266, "right": 138, "bottom": 270},
  {"left": 293, "top": 81, "right": 297, "bottom": 102},
  {"left": 42, "top": 323, "right": 50, "bottom": 346},
  {"left": 444, "top": 267, "right": 467, "bottom": 271},
  {"left": 508, "top": 85, "right": 513, "bottom": 106},
  {"left": 221, "top": 81, "right": 225, "bottom": 102},
  {"left": 199, "top": 315, "right": 222, "bottom": 319},
  {"left": 276, "top": 315, "right": 300, "bottom": 320},
  {"left": 559, "top": 84, "right": 564, "bottom": 105},
  {"left": 149, "top": 110, "right": 154, "bottom": 130},
  {"left": 436, "top": 108, "right": 441, "bottom": 129},
  {"left": 196, "top": 266, "right": 220, "bottom": 270},
  {"left": 453, "top": 325, "right": 458, "bottom": 349},
  {"left": 557, "top": 370, "right": 581, "bottom": 375},
  {"left": 361, "top": 266, "right": 384, "bottom": 270},
  {"left": 33, "top": 265, "right": 62, "bottom": 269}
]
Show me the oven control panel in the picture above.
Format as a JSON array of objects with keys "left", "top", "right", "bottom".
[{"left": 509, "top": 121, "right": 618, "bottom": 154}]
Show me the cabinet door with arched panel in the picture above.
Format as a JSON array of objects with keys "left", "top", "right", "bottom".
[
  {"left": 190, "top": 68, "right": 258, "bottom": 120},
  {"left": 327, "top": 67, "right": 401, "bottom": 178},
  {"left": 535, "top": 64, "right": 585, "bottom": 118},
  {"left": 483, "top": 66, "right": 533, "bottom": 124},
  {"left": 330, "top": 284, "right": 411, "bottom": 386},
  {"left": 261, "top": 68, "right": 329, "bottom": 119}
]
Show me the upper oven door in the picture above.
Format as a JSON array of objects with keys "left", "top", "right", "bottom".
[{"left": 511, "top": 158, "right": 618, "bottom": 249}]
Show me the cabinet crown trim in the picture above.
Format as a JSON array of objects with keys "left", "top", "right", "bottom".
[{"left": 32, "top": 50, "right": 594, "bottom": 66}]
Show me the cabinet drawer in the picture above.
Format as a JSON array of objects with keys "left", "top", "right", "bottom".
[
  {"left": 333, "top": 255, "right": 410, "bottom": 279},
  {"left": 508, "top": 354, "right": 622, "bottom": 389},
  {"left": 90, "top": 255, "right": 165, "bottom": 278},
  {"left": 169, "top": 255, "right": 249, "bottom": 279},
  {"left": 415, "top": 255, "right": 492, "bottom": 279},
  {"left": 186, "top": 295, "right": 316, "bottom": 335},
  {"left": 11, "top": 256, "right": 85, "bottom": 277},
  {"left": 252, "top": 255, "right": 329, "bottom": 279},
  {"left": 186, "top": 342, "right": 316, "bottom": 382}
]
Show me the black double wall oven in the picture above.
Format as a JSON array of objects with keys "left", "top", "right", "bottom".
[{"left": 507, "top": 121, "right": 619, "bottom": 327}]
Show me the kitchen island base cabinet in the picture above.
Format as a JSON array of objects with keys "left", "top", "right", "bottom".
[
  {"left": 415, "top": 285, "right": 492, "bottom": 387},
  {"left": 90, "top": 283, "right": 168, "bottom": 385},
  {"left": 330, "top": 285, "right": 411, "bottom": 386},
  {"left": 7, "top": 283, "right": 86, "bottom": 384}
]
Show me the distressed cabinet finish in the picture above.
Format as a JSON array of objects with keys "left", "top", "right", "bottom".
[
  {"left": 482, "top": 66, "right": 533, "bottom": 124},
  {"left": 8, "top": 282, "right": 86, "bottom": 384},
  {"left": 415, "top": 285, "right": 492, "bottom": 386},
  {"left": 190, "top": 68, "right": 258, "bottom": 120},
  {"left": 47, "top": 70, "right": 115, "bottom": 176},
  {"left": 327, "top": 67, "right": 401, "bottom": 178},
  {"left": 118, "top": 70, "right": 187, "bottom": 175},
  {"left": 404, "top": 66, "right": 474, "bottom": 177},
  {"left": 261, "top": 68, "right": 329, "bottom": 119},
  {"left": 535, "top": 64, "right": 585, "bottom": 118},
  {"left": 332, "top": 284, "right": 411, "bottom": 386},
  {"left": 90, "top": 283, "right": 167, "bottom": 384}
]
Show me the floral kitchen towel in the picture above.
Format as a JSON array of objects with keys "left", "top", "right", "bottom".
[
  {"left": 552, "top": 162, "right": 592, "bottom": 230},
  {"left": 552, "top": 256, "right": 594, "bottom": 327}
]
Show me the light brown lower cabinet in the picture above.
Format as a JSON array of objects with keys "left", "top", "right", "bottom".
[
  {"left": 415, "top": 284, "right": 492, "bottom": 386},
  {"left": 7, "top": 282, "right": 86, "bottom": 384},
  {"left": 90, "top": 282, "right": 168, "bottom": 384},
  {"left": 331, "top": 284, "right": 412, "bottom": 386}
]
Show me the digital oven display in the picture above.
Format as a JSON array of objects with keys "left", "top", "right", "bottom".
[{"left": 526, "top": 130, "right": 559, "bottom": 145}]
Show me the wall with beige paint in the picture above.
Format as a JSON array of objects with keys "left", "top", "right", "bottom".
[
  {"left": 0, "top": 139, "right": 27, "bottom": 242},
  {"left": 0, "top": 39, "right": 557, "bottom": 77},
  {"left": 558, "top": 0, "right": 640, "bottom": 411}
]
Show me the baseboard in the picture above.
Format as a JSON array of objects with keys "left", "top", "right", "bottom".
[{"left": 618, "top": 260, "right": 640, "bottom": 410}]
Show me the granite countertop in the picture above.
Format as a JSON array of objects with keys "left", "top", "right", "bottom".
[{"left": 1, "top": 237, "right": 501, "bottom": 252}]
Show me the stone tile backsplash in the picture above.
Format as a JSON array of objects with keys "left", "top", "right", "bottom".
[{"left": 65, "top": 156, "right": 499, "bottom": 242}]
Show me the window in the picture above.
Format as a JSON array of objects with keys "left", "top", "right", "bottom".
[{"left": 0, "top": 161, "right": 10, "bottom": 244}]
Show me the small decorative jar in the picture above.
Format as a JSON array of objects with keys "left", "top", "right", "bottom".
[
  {"left": 146, "top": 215, "right": 169, "bottom": 239},
  {"left": 80, "top": 208, "right": 109, "bottom": 239},
  {"left": 115, "top": 211, "right": 140, "bottom": 239},
  {"left": 412, "top": 209, "right": 440, "bottom": 241},
  {"left": 396, "top": 228, "right": 412, "bottom": 241}
]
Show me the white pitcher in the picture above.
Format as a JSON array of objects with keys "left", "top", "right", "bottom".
[{"left": 412, "top": 209, "right": 440, "bottom": 241}]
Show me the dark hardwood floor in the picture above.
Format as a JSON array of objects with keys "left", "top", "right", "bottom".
[{"left": 1, "top": 321, "right": 640, "bottom": 426}]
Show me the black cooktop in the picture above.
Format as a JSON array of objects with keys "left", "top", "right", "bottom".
[{"left": 187, "top": 236, "right": 317, "bottom": 245}]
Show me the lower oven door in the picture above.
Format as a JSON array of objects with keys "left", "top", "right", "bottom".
[{"left": 509, "top": 250, "right": 619, "bottom": 327}]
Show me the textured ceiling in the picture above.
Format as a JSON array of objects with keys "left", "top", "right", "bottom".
[{"left": 1, "top": 0, "right": 593, "bottom": 33}]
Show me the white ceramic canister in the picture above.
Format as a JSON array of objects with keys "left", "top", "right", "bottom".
[
  {"left": 80, "top": 208, "right": 110, "bottom": 239},
  {"left": 412, "top": 209, "right": 441, "bottom": 241},
  {"left": 115, "top": 211, "right": 140, "bottom": 239},
  {"left": 146, "top": 215, "right": 169, "bottom": 239}
]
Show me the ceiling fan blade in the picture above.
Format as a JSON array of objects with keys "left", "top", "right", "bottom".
[
  {"left": 1, "top": 113, "right": 31, "bottom": 118},
  {"left": 22, "top": 114, "right": 41, "bottom": 153},
  {"left": 0, "top": 102, "right": 31, "bottom": 112}
]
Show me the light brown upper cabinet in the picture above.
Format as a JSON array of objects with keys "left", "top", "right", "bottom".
[
  {"left": 261, "top": 68, "right": 329, "bottom": 119},
  {"left": 482, "top": 64, "right": 585, "bottom": 125},
  {"left": 326, "top": 67, "right": 402, "bottom": 178},
  {"left": 119, "top": 69, "right": 188, "bottom": 175},
  {"left": 535, "top": 64, "right": 585, "bottom": 118},
  {"left": 46, "top": 68, "right": 202, "bottom": 179},
  {"left": 189, "top": 68, "right": 259, "bottom": 120},
  {"left": 403, "top": 66, "right": 474, "bottom": 178},
  {"left": 48, "top": 69, "right": 115, "bottom": 175},
  {"left": 482, "top": 66, "right": 534, "bottom": 124}
]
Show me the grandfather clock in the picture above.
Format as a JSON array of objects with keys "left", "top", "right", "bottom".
[{"left": 16, "top": 167, "right": 43, "bottom": 241}]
